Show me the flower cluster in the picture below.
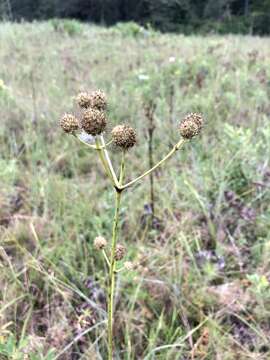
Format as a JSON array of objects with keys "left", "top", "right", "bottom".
[{"left": 60, "top": 90, "right": 137, "bottom": 149}]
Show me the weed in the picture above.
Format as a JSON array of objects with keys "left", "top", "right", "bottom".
[{"left": 60, "top": 90, "right": 203, "bottom": 358}]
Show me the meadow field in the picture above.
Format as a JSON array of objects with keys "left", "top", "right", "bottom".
[{"left": 0, "top": 21, "right": 270, "bottom": 359}]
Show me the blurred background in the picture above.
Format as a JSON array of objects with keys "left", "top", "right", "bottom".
[
  {"left": 1, "top": 0, "right": 270, "bottom": 35},
  {"left": 0, "top": 1, "right": 270, "bottom": 360}
]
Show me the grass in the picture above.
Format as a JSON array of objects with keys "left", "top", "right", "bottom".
[{"left": 0, "top": 20, "right": 270, "bottom": 359}]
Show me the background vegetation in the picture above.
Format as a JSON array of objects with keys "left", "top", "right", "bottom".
[
  {"left": 0, "top": 20, "right": 270, "bottom": 359},
  {"left": 1, "top": 0, "right": 270, "bottom": 35}
]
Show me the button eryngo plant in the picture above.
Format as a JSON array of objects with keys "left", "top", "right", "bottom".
[{"left": 59, "top": 90, "right": 203, "bottom": 359}]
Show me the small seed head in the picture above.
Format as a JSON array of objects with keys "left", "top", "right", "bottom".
[
  {"left": 94, "top": 236, "right": 107, "bottom": 250},
  {"left": 179, "top": 113, "right": 203, "bottom": 139},
  {"left": 60, "top": 113, "right": 79, "bottom": 133},
  {"left": 124, "top": 261, "right": 134, "bottom": 270},
  {"left": 77, "top": 92, "right": 92, "bottom": 109},
  {"left": 115, "top": 244, "right": 126, "bottom": 261},
  {"left": 90, "top": 90, "right": 107, "bottom": 111},
  {"left": 111, "top": 124, "right": 137, "bottom": 149},
  {"left": 81, "top": 108, "right": 107, "bottom": 136}
]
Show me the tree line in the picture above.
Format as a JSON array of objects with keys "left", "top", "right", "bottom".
[{"left": 1, "top": 0, "right": 270, "bottom": 35}]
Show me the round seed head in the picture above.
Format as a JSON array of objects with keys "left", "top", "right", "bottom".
[
  {"left": 115, "top": 244, "right": 126, "bottom": 261},
  {"left": 179, "top": 113, "right": 203, "bottom": 139},
  {"left": 90, "top": 90, "right": 107, "bottom": 111},
  {"left": 81, "top": 108, "right": 107, "bottom": 136},
  {"left": 111, "top": 124, "right": 137, "bottom": 149},
  {"left": 188, "top": 113, "right": 203, "bottom": 130},
  {"left": 94, "top": 236, "right": 107, "bottom": 250},
  {"left": 124, "top": 261, "right": 134, "bottom": 270},
  {"left": 60, "top": 113, "right": 79, "bottom": 133},
  {"left": 77, "top": 92, "right": 92, "bottom": 109}
]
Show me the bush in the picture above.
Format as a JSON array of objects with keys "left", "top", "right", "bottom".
[
  {"left": 113, "top": 21, "right": 146, "bottom": 37},
  {"left": 50, "top": 18, "right": 82, "bottom": 36}
]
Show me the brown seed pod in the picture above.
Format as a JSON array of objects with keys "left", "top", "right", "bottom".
[
  {"left": 89, "top": 90, "right": 107, "bottom": 111},
  {"left": 60, "top": 113, "right": 79, "bottom": 133},
  {"left": 115, "top": 244, "right": 126, "bottom": 261},
  {"left": 81, "top": 108, "right": 107, "bottom": 136},
  {"left": 77, "top": 92, "right": 92, "bottom": 109},
  {"left": 179, "top": 113, "right": 203, "bottom": 139},
  {"left": 94, "top": 236, "right": 107, "bottom": 250},
  {"left": 111, "top": 124, "right": 137, "bottom": 149}
]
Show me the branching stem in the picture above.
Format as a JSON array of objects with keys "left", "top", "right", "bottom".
[
  {"left": 86, "top": 134, "right": 187, "bottom": 359},
  {"left": 74, "top": 133, "right": 112, "bottom": 149},
  {"left": 120, "top": 138, "right": 187, "bottom": 190},
  {"left": 95, "top": 137, "right": 120, "bottom": 189}
]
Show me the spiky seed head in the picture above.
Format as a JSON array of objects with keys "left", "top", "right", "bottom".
[
  {"left": 60, "top": 114, "right": 79, "bottom": 133},
  {"left": 115, "top": 244, "right": 126, "bottom": 261},
  {"left": 179, "top": 113, "right": 203, "bottom": 139},
  {"left": 77, "top": 92, "right": 92, "bottom": 109},
  {"left": 188, "top": 113, "right": 203, "bottom": 130},
  {"left": 81, "top": 108, "right": 107, "bottom": 136},
  {"left": 90, "top": 90, "right": 107, "bottom": 111},
  {"left": 111, "top": 124, "right": 137, "bottom": 149},
  {"left": 94, "top": 236, "right": 107, "bottom": 250},
  {"left": 124, "top": 261, "right": 134, "bottom": 270}
]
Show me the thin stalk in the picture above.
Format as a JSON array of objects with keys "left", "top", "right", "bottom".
[
  {"left": 95, "top": 137, "right": 120, "bottom": 189},
  {"left": 100, "top": 135, "right": 120, "bottom": 188},
  {"left": 120, "top": 138, "right": 187, "bottom": 190},
  {"left": 102, "top": 250, "right": 111, "bottom": 268},
  {"left": 168, "top": 84, "right": 175, "bottom": 125},
  {"left": 108, "top": 152, "right": 125, "bottom": 360},
  {"left": 145, "top": 103, "right": 156, "bottom": 227}
]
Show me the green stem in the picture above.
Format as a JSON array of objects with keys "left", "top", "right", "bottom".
[
  {"left": 102, "top": 249, "right": 111, "bottom": 268},
  {"left": 95, "top": 137, "right": 120, "bottom": 189},
  {"left": 120, "top": 138, "right": 187, "bottom": 190},
  {"left": 108, "top": 152, "right": 125, "bottom": 360},
  {"left": 100, "top": 135, "right": 120, "bottom": 188}
]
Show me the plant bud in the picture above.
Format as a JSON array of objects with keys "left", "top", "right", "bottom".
[
  {"left": 179, "top": 113, "right": 203, "bottom": 139},
  {"left": 94, "top": 236, "right": 107, "bottom": 250},
  {"left": 81, "top": 108, "right": 107, "bottom": 136},
  {"left": 60, "top": 114, "right": 79, "bottom": 133},
  {"left": 111, "top": 124, "right": 137, "bottom": 149},
  {"left": 115, "top": 244, "right": 126, "bottom": 261}
]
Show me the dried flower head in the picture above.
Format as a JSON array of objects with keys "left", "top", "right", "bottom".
[
  {"left": 179, "top": 113, "right": 203, "bottom": 139},
  {"left": 90, "top": 90, "right": 107, "bottom": 111},
  {"left": 94, "top": 236, "right": 107, "bottom": 250},
  {"left": 77, "top": 92, "right": 92, "bottom": 109},
  {"left": 111, "top": 124, "right": 137, "bottom": 149},
  {"left": 81, "top": 109, "right": 107, "bottom": 136},
  {"left": 124, "top": 261, "right": 134, "bottom": 270},
  {"left": 115, "top": 244, "right": 126, "bottom": 261},
  {"left": 60, "top": 114, "right": 79, "bottom": 133}
]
